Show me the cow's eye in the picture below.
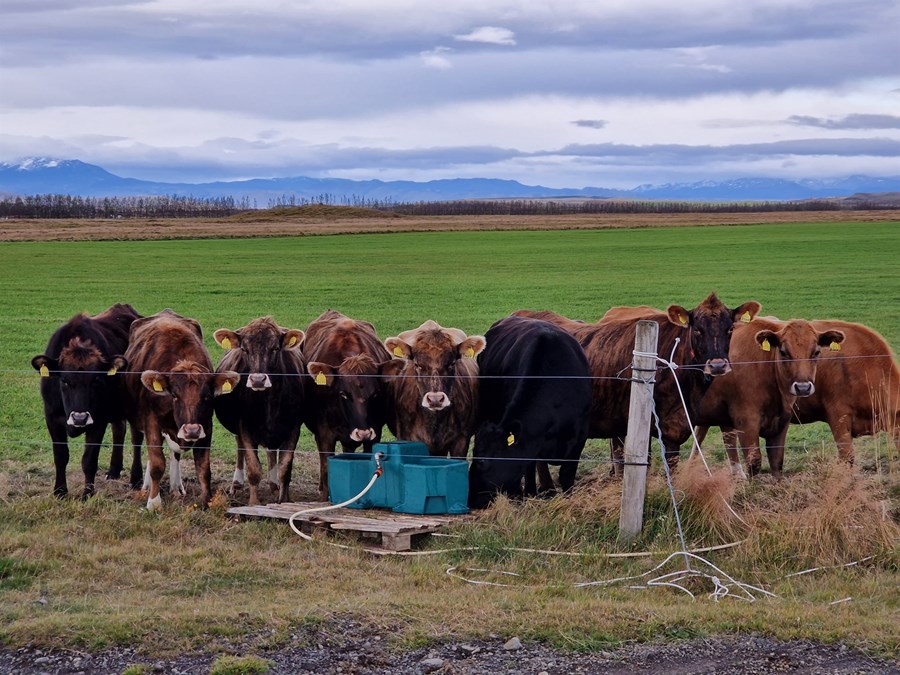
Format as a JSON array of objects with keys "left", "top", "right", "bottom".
[{"left": 339, "top": 392, "right": 349, "bottom": 400}]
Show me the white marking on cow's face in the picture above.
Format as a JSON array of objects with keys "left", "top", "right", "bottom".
[
  {"left": 169, "top": 450, "right": 186, "bottom": 496},
  {"left": 790, "top": 381, "right": 815, "bottom": 397},
  {"left": 421, "top": 391, "right": 450, "bottom": 411},
  {"left": 146, "top": 494, "right": 163, "bottom": 511},
  {"left": 66, "top": 411, "right": 95, "bottom": 427},
  {"left": 246, "top": 373, "right": 273, "bottom": 391},
  {"left": 350, "top": 428, "right": 376, "bottom": 442}
]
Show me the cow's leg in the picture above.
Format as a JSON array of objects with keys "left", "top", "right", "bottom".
[
  {"left": 266, "top": 450, "right": 281, "bottom": 492},
  {"left": 736, "top": 426, "right": 763, "bottom": 477},
  {"left": 825, "top": 412, "right": 856, "bottom": 465},
  {"left": 558, "top": 458, "right": 579, "bottom": 493},
  {"left": 721, "top": 427, "right": 747, "bottom": 479},
  {"left": 144, "top": 424, "right": 166, "bottom": 511},
  {"left": 46, "top": 418, "right": 70, "bottom": 498},
  {"left": 163, "top": 435, "right": 186, "bottom": 496},
  {"left": 107, "top": 419, "right": 126, "bottom": 479},
  {"left": 240, "top": 441, "right": 263, "bottom": 506},
  {"left": 80, "top": 424, "right": 107, "bottom": 500},
  {"left": 192, "top": 446, "right": 213, "bottom": 509},
  {"left": 536, "top": 461, "right": 555, "bottom": 494},
  {"left": 765, "top": 426, "right": 790, "bottom": 478},
  {"left": 275, "top": 430, "right": 301, "bottom": 504},
  {"left": 523, "top": 463, "right": 537, "bottom": 497},
  {"left": 129, "top": 426, "right": 144, "bottom": 490},
  {"left": 315, "top": 434, "right": 337, "bottom": 502},
  {"left": 230, "top": 447, "right": 245, "bottom": 494},
  {"left": 609, "top": 437, "right": 625, "bottom": 477}
]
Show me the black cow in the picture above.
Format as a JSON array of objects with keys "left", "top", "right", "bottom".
[
  {"left": 213, "top": 317, "right": 306, "bottom": 505},
  {"left": 468, "top": 316, "right": 592, "bottom": 508},
  {"left": 31, "top": 303, "right": 142, "bottom": 498}
]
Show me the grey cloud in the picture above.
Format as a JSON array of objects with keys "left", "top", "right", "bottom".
[
  {"left": 572, "top": 120, "right": 608, "bottom": 129},
  {"left": 787, "top": 114, "right": 900, "bottom": 130}
]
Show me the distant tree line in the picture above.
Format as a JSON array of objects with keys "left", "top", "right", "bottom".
[
  {"left": 2, "top": 192, "right": 896, "bottom": 219},
  {"left": 0, "top": 194, "right": 247, "bottom": 219}
]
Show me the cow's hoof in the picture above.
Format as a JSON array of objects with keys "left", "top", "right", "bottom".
[{"left": 146, "top": 495, "right": 163, "bottom": 512}]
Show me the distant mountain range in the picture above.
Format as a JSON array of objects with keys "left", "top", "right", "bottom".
[{"left": 3, "top": 157, "right": 900, "bottom": 204}]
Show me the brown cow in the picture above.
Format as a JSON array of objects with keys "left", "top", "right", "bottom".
[
  {"left": 31, "top": 303, "right": 142, "bottom": 498},
  {"left": 123, "top": 309, "right": 239, "bottom": 510},
  {"left": 213, "top": 317, "right": 306, "bottom": 505},
  {"left": 302, "top": 310, "right": 394, "bottom": 500},
  {"left": 514, "top": 292, "right": 761, "bottom": 471},
  {"left": 383, "top": 320, "right": 486, "bottom": 457},
  {"left": 695, "top": 318, "right": 845, "bottom": 478}
]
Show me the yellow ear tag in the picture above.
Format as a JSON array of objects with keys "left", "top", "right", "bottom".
[
  {"left": 761, "top": 339, "right": 771, "bottom": 352},
  {"left": 507, "top": 433, "right": 515, "bottom": 446},
  {"left": 221, "top": 337, "right": 232, "bottom": 350},
  {"left": 221, "top": 381, "right": 232, "bottom": 393},
  {"left": 40, "top": 365, "right": 50, "bottom": 378},
  {"left": 107, "top": 366, "right": 117, "bottom": 376},
  {"left": 288, "top": 335, "right": 298, "bottom": 347},
  {"left": 830, "top": 341, "right": 841, "bottom": 352},
  {"left": 465, "top": 347, "right": 475, "bottom": 358},
  {"left": 393, "top": 346, "right": 405, "bottom": 357},
  {"left": 741, "top": 311, "right": 752, "bottom": 323},
  {"left": 679, "top": 314, "right": 688, "bottom": 325},
  {"left": 152, "top": 379, "right": 164, "bottom": 392},
  {"left": 315, "top": 372, "right": 327, "bottom": 386}
]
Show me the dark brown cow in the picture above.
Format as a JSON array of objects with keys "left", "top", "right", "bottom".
[
  {"left": 514, "top": 292, "right": 760, "bottom": 470},
  {"left": 123, "top": 309, "right": 239, "bottom": 511},
  {"left": 383, "top": 320, "right": 486, "bottom": 458},
  {"left": 213, "top": 317, "right": 306, "bottom": 505},
  {"left": 695, "top": 318, "right": 845, "bottom": 477},
  {"left": 302, "top": 310, "right": 394, "bottom": 500},
  {"left": 32, "top": 304, "right": 141, "bottom": 498}
]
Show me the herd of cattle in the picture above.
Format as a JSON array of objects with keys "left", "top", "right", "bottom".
[{"left": 31, "top": 294, "right": 900, "bottom": 510}]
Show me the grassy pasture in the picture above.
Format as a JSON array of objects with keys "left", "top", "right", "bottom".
[{"left": 0, "top": 218, "right": 899, "bottom": 657}]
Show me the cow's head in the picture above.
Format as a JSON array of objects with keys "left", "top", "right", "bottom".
[
  {"left": 32, "top": 338, "right": 128, "bottom": 437},
  {"left": 754, "top": 321, "right": 845, "bottom": 397},
  {"left": 214, "top": 318, "right": 304, "bottom": 392},
  {"left": 307, "top": 354, "right": 392, "bottom": 443},
  {"left": 468, "top": 421, "right": 525, "bottom": 508},
  {"left": 141, "top": 361, "right": 239, "bottom": 444},
  {"left": 667, "top": 292, "right": 761, "bottom": 376},
  {"left": 384, "top": 320, "right": 486, "bottom": 412}
]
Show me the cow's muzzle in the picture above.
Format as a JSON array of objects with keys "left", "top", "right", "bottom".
[
  {"left": 791, "top": 381, "right": 815, "bottom": 397},
  {"left": 704, "top": 358, "right": 732, "bottom": 376},
  {"left": 66, "top": 411, "right": 94, "bottom": 428},
  {"left": 350, "top": 428, "right": 376, "bottom": 442},
  {"left": 177, "top": 424, "right": 206, "bottom": 442},
  {"left": 422, "top": 391, "right": 450, "bottom": 411},
  {"left": 247, "top": 373, "right": 272, "bottom": 391}
]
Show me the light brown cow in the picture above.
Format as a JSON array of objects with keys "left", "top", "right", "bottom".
[
  {"left": 124, "top": 309, "right": 239, "bottom": 510},
  {"left": 383, "top": 320, "right": 486, "bottom": 457},
  {"left": 695, "top": 318, "right": 845, "bottom": 477}
]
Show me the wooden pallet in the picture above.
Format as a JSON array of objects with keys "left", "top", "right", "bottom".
[{"left": 227, "top": 501, "right": 467, "bottom": 552}]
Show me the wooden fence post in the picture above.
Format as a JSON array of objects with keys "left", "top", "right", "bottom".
[{"left": 618, "top": 320, "right": 659, "bottom": 541}]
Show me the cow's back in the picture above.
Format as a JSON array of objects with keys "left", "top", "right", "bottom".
[{"left": 303, "top": 310, "right": 388, "bottom": 364}]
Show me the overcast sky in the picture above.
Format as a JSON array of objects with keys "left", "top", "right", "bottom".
[{"left": 1, "top": 0, "right": 899, "bottom": 188}]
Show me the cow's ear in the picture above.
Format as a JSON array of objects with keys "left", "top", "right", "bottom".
[
  {"left": 213, "top": 329, "right": 240, "bottom": 350},
  {"left": 282, "top": 329, "right": 304, "bottom": 350},
  {"left": 385, "top": 337, "right": 412, "bottom": 359},
  {"left": 755, "top": 330, "right": 780, "bottom": 352},
  {"left": 32, "top": 354, "right": 57, "bottom": 377},
  {"left": 732, "top": 301, "right": 761, "bottom": 324},
  {"left": 818, "top": 329, "right": 845, "bottom": 350},
  {"left": 308, "top": 362, "right": 335, "bottom": 387},
  {"left": 214, "top": 371, "right": 240, "bottom": 396},
  {"left": 107, "top": 355, "right": 128, "bottom": 376},
  {"left": 141, "top": 371, "right": 169, "bottom": 395},
  {"left": 458, "top": 336, "right": 486, "bottom": 360},
  {"left": 666, "top": 305, "right": 690, "bottom": 327},
  {"left": 380, "top": 358, "right": 407, "bottom": 379}
]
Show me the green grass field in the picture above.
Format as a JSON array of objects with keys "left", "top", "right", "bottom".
[{"left": 1, "top": 220, "right": 898, "bottom": 658}]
